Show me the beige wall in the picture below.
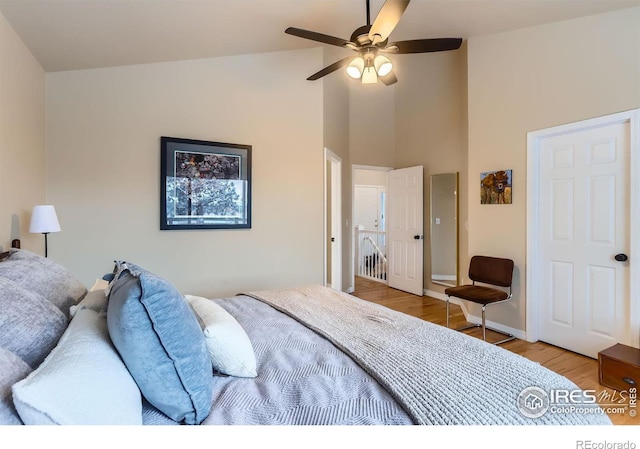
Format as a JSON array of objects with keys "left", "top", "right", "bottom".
[
  {"left": 322, "top": 47, "right": 352, "bottom": 291},
  {"left": 353, "top": 168, "right": 388, "bottom": 187},
  {"left": 394, "top": 46, "right": 469, "bottom": 295},
  {"left": 0, "top": 12, "right": 45, "bottom": 253},
  {"left": 46, "top": 49, "right": 325, "bottom": 296},
  {"left": 467, "top": 7, "right": 640, "bottom": 331},
  {"left": 349, "top": 81, "right": 395, "bottom": 167}
]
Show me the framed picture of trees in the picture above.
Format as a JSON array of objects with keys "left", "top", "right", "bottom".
[{"left": 160, "top": 136, "right": 251, "bottom": 230}]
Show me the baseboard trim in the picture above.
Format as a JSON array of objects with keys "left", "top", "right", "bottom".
[
  {"left": 432, "top": 274, "right": 456, "bottom": 281},
  {"left": 346, "top": 286, "right": 354, "bottom": 294},
  {"left": 424, "top": 289, "right": 446, "bottom": 301},
  {"left": 463, "top": 315, "right": 527, "bottom": 341}
]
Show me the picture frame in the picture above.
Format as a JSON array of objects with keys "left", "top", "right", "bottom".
[
  {"left": 480, "top": 169, "right": 512, "bottom": 204},
  {"left": 160, "top": 136, "right": 251, "bottom": 230}
]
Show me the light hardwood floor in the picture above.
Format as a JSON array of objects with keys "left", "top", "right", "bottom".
[{"left": 351, "top": 276, "right": 637, "bottom": 426}]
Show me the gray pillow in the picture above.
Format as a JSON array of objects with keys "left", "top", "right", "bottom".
[
  {"left": 0, "top": 277, "right": 68, "bottom": 368},
  {"left": 0, "top": 249, "right": 87, "bottom": 317},
  {"left": 0, "top": 348, "right": 32, "bottom": 425}
]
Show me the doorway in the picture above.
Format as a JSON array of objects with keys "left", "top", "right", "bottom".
[
  {"left": 352, "top": 165, "right": 390, "bottom": 288},
  {"left": 526, "top": 109, "right": 640, "bottom": 358}
]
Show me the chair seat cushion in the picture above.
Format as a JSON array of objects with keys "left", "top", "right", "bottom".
[{"left": 444, "top": 285, "right": 509, "bottom": 304}]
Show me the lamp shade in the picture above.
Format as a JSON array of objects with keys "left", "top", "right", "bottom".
[
  {"left": 361, "top": 66, "right": 378, "bottom": 84},
  {"left": 374, "top": 55, "right": 393, "bottom": 77},
  {"left": 29, "top": 205, "right": 61, "bottom": 234},
  {"left": 346, "top": 56, "right": 364, "bottom": 79}
]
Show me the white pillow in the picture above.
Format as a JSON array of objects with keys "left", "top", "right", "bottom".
[
  {"left": 185, "top": 295, "right": 257, "bottom": 378},
  {"left": 12, "top": 308, "right": 142, "bottom": 425}
]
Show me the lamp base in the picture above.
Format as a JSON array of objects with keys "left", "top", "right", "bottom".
[{"left": 43, "top": 232, "right": 49, "bottom": 258}]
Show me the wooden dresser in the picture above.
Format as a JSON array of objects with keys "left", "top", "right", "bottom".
[{"left": 598, "top": 344, "right": 640, "bottom": 391}]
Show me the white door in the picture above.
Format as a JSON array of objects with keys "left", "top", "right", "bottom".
[
  {"left": 354, "top": 186, "right": 382, "bottom": 231},
  {"left": 388, "top": 166, "right": 423, "bottom": 296},
  {"left": 538, "top": 121, "right": 630, "bottom": 358}
]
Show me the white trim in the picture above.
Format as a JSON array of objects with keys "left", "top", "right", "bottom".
[
  {"left": 526, "top": 109, "right": 640, "bottom": 347},
  {"left": 323, "top": 149, "right": 330, "bottom": 287},
  {"left": 432, "top": 280, "right": 457, "bottom": 288},
  {"left": 353, "top": 183, "right": 387, "bottom": 189},
  {"left": 352, "top": 164, "right": 394, "bottom": 172},
  {"left": 526, "top": 126, "right": 542, "bottom": 343},
  {"left": 432, "top": 275, "right": 457, "bottom": 281},
  {"left": 324, "top": 148, "right": 342, "bottom": 291},
  {"left": 464, "top": 316, "right": 528, "bottom": 341},
  {"left": 424, "top": 289, "right": 447, "bottom": 301},
  {"left": 630, "top": 110, "right": 640, "bottom": 348}
]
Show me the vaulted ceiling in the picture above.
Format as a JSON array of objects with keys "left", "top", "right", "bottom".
[{"left": 1, "top": 0, "right": 638, "bottom": 72}]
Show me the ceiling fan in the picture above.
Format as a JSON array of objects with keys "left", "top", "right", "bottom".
[{"left": 285, "top": 0, "right": 463, "bottom": 86}]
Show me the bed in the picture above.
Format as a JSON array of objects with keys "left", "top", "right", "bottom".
[{"left": 0, "top": 249, "right": 611, "bottom": 426}]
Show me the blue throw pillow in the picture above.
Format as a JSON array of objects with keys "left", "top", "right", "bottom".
[{"left": 106, "top": 261, "right": 213, "bottom": 424}]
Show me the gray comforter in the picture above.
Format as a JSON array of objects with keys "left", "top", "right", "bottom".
[
  {"left": 143, "top": 286, "right": 611, "bottom": 425},
  {"left": 142, "top": 293, "right": 412, "bottom": 425}
]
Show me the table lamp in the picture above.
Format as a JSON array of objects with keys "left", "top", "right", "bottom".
[{"left": 29, "top": 205, "right": 61, "bottom": 257}]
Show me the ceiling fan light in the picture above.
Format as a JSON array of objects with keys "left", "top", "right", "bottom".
[
  {"left": 374, "top": 55, "right": 393, "bottom": 77},
  {"left": 361, "top": 66, "right": 378, "bottom": 84},
  {"left": 346, "top": 57, "right": 364, "bottom": 79}
]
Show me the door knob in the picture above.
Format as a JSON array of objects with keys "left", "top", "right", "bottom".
[
  {"left": 414, "top": 235, "right": 423, "bottom": 240},
  {"left": 614, "top": 253, "right": 628, "bottom": 262}
]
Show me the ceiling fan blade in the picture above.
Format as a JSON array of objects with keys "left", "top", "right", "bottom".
[
  {"left": 307, "top": 56, "right": 353, "bottom": 81},
  {"left": 285, "top": 27, "right": 351, "bottom": 48},
  {"left": 368, "top": 0, "right": 410, "bottom": 44},
  {"left": 388, "top": 38, "right": 463, "bottom": 54},
  {"left": 380, "top": 71, "right": 398, "bottom": 86}
]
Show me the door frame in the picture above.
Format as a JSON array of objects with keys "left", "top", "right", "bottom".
[
  {"left": 525, "top": 109, "right": 640, "bottom": 347},
  {"left": 324, "top": 148, "right": 342, "bottom": 290}
]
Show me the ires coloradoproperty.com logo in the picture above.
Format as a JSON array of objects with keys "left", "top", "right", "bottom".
[{"left": 517, "top": 386, "right": 637, "bottom": 418}]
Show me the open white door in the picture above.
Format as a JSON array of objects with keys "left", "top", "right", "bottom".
[{"left": 388, "top": 166, "right": 423, "bottom": 296}]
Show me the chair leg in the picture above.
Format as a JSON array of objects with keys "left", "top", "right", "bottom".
[
  {"left": 445, "top": 296, "right": 449, "bottom": 328},
  {"left": 449, "top": 298, "right": 481, "bottom": 333},
  {"left": 482, "top": 305, "right": 486, "bottom": 341},
  {"left": 447, "top": 299, "right": 515, "bottom": 345},
  {"left": 482, "top": 301, "right": 515, "bottom": 345}
]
